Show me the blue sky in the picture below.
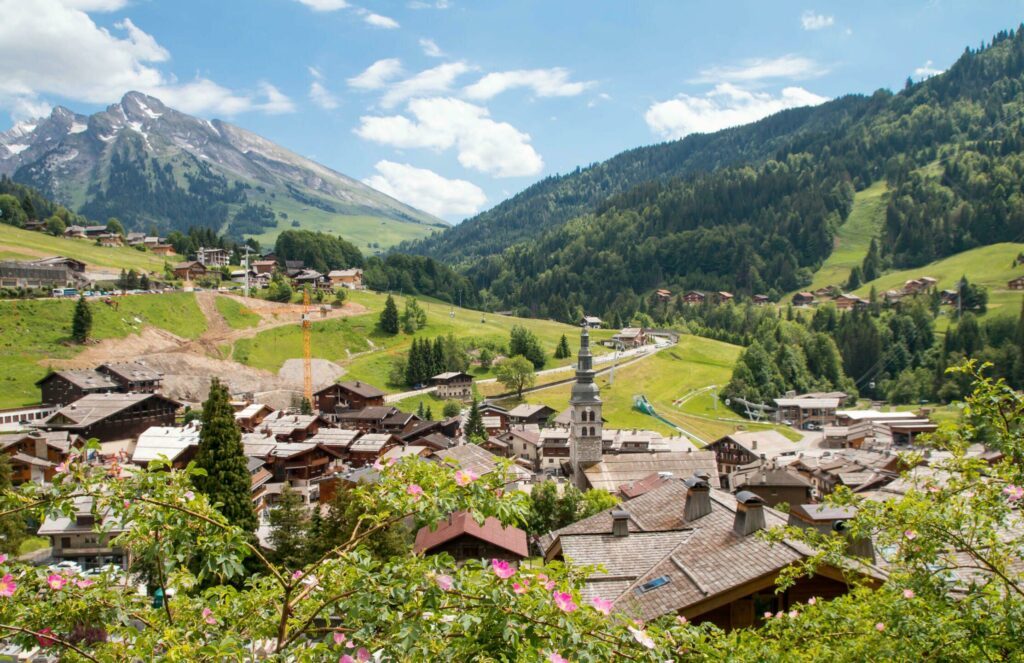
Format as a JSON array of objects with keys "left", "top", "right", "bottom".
[{"left": 1, "top": 1, "right": 1022, "bottom": 222}]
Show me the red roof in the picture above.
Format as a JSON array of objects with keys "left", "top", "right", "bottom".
[
  {"left": 618, "top": 472, "right": 672, "bottom": 499},
  {"left": 414, "top": 511, "right": 529, "bottom": 558}
]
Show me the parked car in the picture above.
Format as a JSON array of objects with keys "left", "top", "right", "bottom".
[
  {"left": 802, "top": 422, "right": 818, "bottom": 431},
  {"left": 49, "top": 560, "right": 82, "bottom": 573}
]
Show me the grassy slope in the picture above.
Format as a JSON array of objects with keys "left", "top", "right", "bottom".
[
  {"left": 0, "top": 293, "right": 206, "bottom": 408},
  {"left": 0, "top": 224, "right": 169, "bottom": 273},
  {"left": 232, "top": 290, "right": 614, "bottom": 388},
  {"left": 805, "top": 181, "right": 889, "bottom": 292},
  {"left": 214, "top": 296, "right": 260, "bottom": 330}
]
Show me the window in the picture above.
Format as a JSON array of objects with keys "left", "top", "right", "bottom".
[{"left": 636, "top": 575, "right": 671, "bottom": 594}]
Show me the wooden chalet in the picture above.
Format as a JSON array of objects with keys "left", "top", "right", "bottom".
[
  {"left": 314, "top": 381, "right": 386, "bottom": 420},
  {"left": 173, "top": 261, "right": 207, "bottom": 280},
  {"left": 96, "top": 361, "right": 163, "bottom": 393},
  {"left": 327, "top": 268, "right": 363, "bottom": 289},
  {"left": 43, "top": 393, "right": 180, "bottom": 442},
  {"left": 431, "top": 371, "right": 473, "bottom": 401},
  {"left": 338, "top": 406, "right": 401, "bottom": 433},
  {"left": 792, "top": 292, "right": 815, "bottom": 306},
  {"left": 0, "top": 431, "right": 82, "bottom": 485},
  {"left": 682, "top": 291, "right": 706, "bottom": 305},
  {"left": 506, "top": 404, "right": 556, "bottom": 427},
  {"left": 36, "top": 370, "right": 121, "bottom": 406},
  {"left": 346, "top": 433, "right": 400, "bottom": 466},
  {"left": 1009, "top": 276, "right": 1024, "bottom": 290},
  {"left": 414, "top": 511, "right": 528, "bottom": 564}
]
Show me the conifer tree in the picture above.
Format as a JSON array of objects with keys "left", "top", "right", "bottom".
[
  {"left": 267, "top": 483, "right": 310, "bottom": 569},
  {"left": 465, "top": 398, "right": 487, "bottom": 442},
  {"left": 71, "top": 296, "right": 92, "bottom": 344},
  {"left": 379, "top": 295, "right": 400, "bottom": 334},
  {"left": 300, "top": 397, "right": 312, "bottom": 415},
  {"left": 432, "top": 337, "right": 445, "bottom": 374},
  {"left": 554, "top": 334, "right": 571, "bottom": 359},
  {"left": 424, "top": 405, "right": 433, "bottom": 420},
  {"left": 194, "top": 378, "right": 258, "bottom": 533}
]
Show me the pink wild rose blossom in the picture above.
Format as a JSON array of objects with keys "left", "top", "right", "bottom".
[
  {"left": 629, "top": 626, "right": 656, "bottom": 649},
  {"left": 903, "top": 588, "right": 915, "bottom": 599},
  {"left": 875, "top": 622, "right": 886, "bottom": 632},
  {"left": 406, "top": 484, "right": 424, "bottom": 499},
  {"left": 0, "top": 574, "right": 16, "bottom": 597},
  {"left": 202, "top": 608, "right": 217, "bottom": 625},
  {"left": 491, "top": 559, "right": 515, "bottom": 579},
  {"left": 434, "top": 574, "right": 454, "bottom": 591},
  {"left": 454, "top": 469, "right": 478, "bottom": 486},
  {"left": 553, "top": 591, "right": 578, "bottom": 613},
  {"left": 591, "top": 596, "right": 613, "bottom": 615},
  {"left": 548, "top": 653, "right": 569, "bottom": 663},
  {"left": 46, "top": 574, "right": 66, "bottom": 591}
]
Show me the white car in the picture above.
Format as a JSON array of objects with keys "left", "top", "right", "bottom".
[{"left": 49, "top": 560, "right": 82, "bottom": 573}]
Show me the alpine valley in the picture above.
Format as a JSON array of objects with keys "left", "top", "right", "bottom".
[{"left": 0, "top": 92, "right": 446, "bottom": 248}]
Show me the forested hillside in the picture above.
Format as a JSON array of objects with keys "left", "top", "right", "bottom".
[{"left": 410, "top": 28, "right": 1024, "bottom": 322}]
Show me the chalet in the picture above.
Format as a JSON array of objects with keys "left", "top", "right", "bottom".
[
  {"left": 97, "top": 361, "right": 163, "bottom": 393},
  {"left": 338, "top": 406, "right": 400, "bottom": 432},
  {"left": 328, "top": 268, "right": 363, "bottom": 289},
  {"left": 31, "top": 256, "right": 86, "bottom": 273},
  {"left": 611, "top": 327, "right": 646, "bottom": 348},
  {"left": 579, "top": 451, "right": 720, "bottom": 492},
  {"left": 0, "top": 260, "right": 80, "bottom": 288},
  {"left": 141, "top": 236, "right": 161, "bottom": 247},
  {"left": 305, "top": 428, "right": 361, "bottom": 455},
  {"left": 252, "top": 260, "right": 278, "bottom": 275},
  {"left": 1, "top": 431, "right": 81, "bottom": 484},
  {"left": 774, "top": 395, "right": 842, "bottom": 429},
  {"left": 230, "top": 269, "right": 255, "bottom": 283},
  {"left": 821, "top": 423, "right": 873, "bottom": 449},
  {"left": 431, "top": 371, "right": 473, "bottom": 401},
  {"left": 131, "top": 423, "right": 201, "bottom": 469},
  {"left": 264, "top": 442, "right": 341, "bottom": 487},
  {"left": 382, "top": 411, "right": 421, "bottom": 434},
  {"left": 729, "top": 462, "right": 814, "bottom": 507},
  {"left": 417, "top": 432, "right": 456, "bottom": 452},
  {"left": 150, "top": 244, "right": 176, "bottom": 257},
  {"left": 540, "top": 476, "right": 883, "bottom": 629},
  {"left": 36, "top": 369, "right": 122, "bottom": 406},
  {"left": 812, "top": 286, "right": 835, "bottom": 298},
  {"left": 398, "top": 419, "right": 444, "bottom": 444},
  {"left": 792, "top": 292, "right": 815, "bottom": 306},
  {"left": 96, "top": 233, "right": 123, "bottom": 247},
  {"left": 1009, "top": 276, "right": 1024, "bottom": 290},
  {"left": 539, "top": 428, "right": 571, "bottom": 470},
  {"left": 260, "top": 411, "right": 323, "bottom": 442},
  {"left": 22, "top": 219, "right": 44, "bottom": 232},
  {"left": 506, "top": 403, "right": 556, "bottom": 427},
  {"left": 940, "top": 289, "right": 959, "bottom": 305},
  {"left": 235, "top": 403, "right": 274, "bottom": 432},
  {"left": 292, "top": 269, "right": 327, "bottom": 287},
  {"left": 786, "top": 449, "right": 902, "bottom": 496},
  {"left": 833, "top": 294, "right": 869, "bottom": 311},
  {"left": 715, "top": 291, "right": 734, "bottom": 304},
  {"left": 83, "top": 225, "right": 107, "bottom": 238},
  {"left": 196, "top": 247, "right": 230, "bottom": 267},
  {"left": 347, "top": 432, "right": 400, "bottom": 466},
  {"left": 682, "top": 291, "right": 706, "bottom": 305},
  {"left": 284, "top": 260, "right": 305, "bottom": 277},
  {"left": 478, "top": 403, "right": 510, "bottom": 431},
  {"left": 173, "top": 261, "right": 207, "bottom": 280},
  {"left": 705, "top": 431, "right": 798, "bottom": 481},
  {"left": 655, "top": 288, "right": 672, "bottom": 302},
  {"left": 582, "top": 316, "right": 603, "bottom": 329},
  {"left": 498, "top": 425, "right": 541, "bottom": 468},
  {"left": 314, "top": 380, "right": 386, "bottom": 420},
  {"left": 414, "top": 511, "right": 528, "bottom": 563},
  {"left": 752, "top": 294, "right": 770, "bottom": 306},
  {"left": 42, "top": 393, "right": 180, "bottom": 442},
  {"left": 64, "top": 225, "right": 87, "bottom": 239},
  {"left": 38, "top": 496, "right": 126, "bottom": 571}
]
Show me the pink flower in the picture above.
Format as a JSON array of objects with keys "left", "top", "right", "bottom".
[
  {"left": 788, "top": 610, "right": 798, "bottom": 619},
  {"left": 1004, "top": 485, "right": 1024, "bottom": 501},
  {"left": 591, "top": 596, "right": 613, "bottom": 615},
  {"left": 340, "top": 656, "right": 355, "bottom": 663},
  {"left": 406, "top": 484, "right": 423, "bottom": 499},
  {"left": 548, "top": 653, "right": 569, "bottom": 663},
  {"left": 491, "top": 559, "right": 515, "bottom": 579},
  {"left": 0, "top": 554, "right": 6, "bottom": 565},
  {"left": 123, "top": 500, "right": 131, "bottom": 508},
  {"left": 629, "top": 626, "right": 656, "bottom": 649},
  {"left": 36, "top": 628, "right": 55, "bottom": 648},
  {"left": 333, "top": 632, "right": 346, "bottom": 645},
  {"left": 372, "top": 458, "right": 385, "bottom": 471},
  {"left": 202, "top": 608, "right": 216, "bottom": 625},
  {"left": 54, "top": 462, "right": 67, "bottom": 474},
  {"left": 676, "top": 615, "right": 688, "bottom": 625},
  {"left": 875, "top": 622, "right": 885, "bottom": 632},
  {"left": 183, "top": 491, "right": 195, "bottom": 501},
  {"left": 292, "top": 570, "right": 304, "bottom": 580},
  {"left": 904, "top": 529, "right": 917, "bottom": 540},
  {"left": 76, "top": 579, "right": 93, "bottom": 589},
  {"left": 434, "top": 574, "right": 454, "bottom": 591},
  {"left": 763, "top": 611, "right": 773, "bottom": 619},
  {"left": 0, "top": 574, "right": 16, "bottom": 597},
  {"left": 454, "top": 469, "right": 478, "bottom": 486},
  {"left": 553, "top": 591, "right": 578, "bottom": 613},
  {"left": 356, "top": 648, "right": 370, "bottom": 661},
  {"left": 903, "top": 588, "right": 915, "bottom": 599},
  {"left": 807, "top": 597, "right": 816, "bottom": 605},
  {"left": 775, "top": 611, "right": 784, "bottom": 619},
  {"left": 46, "top": 574, "right": 66, "bottom": 591},
  {"left": 512, "top": 581, "right": 528, "bottom": 594}
]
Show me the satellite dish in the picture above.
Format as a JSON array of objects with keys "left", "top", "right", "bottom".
[{"left": 724, "top": 398, "right": 731, "bottom": 406}]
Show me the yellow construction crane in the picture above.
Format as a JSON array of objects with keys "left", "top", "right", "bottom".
[{"left": 248, "top": 292, "right": 316, "bottom": 406}]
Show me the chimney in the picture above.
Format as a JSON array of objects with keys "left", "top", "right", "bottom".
[
  {"left": 752, "top": 439, "right": 758, "bottom": 450},
  {"left": 833, "top": 519, "right": 876, "bottom": 563},
  {"left": 683, "top": 474, "right": 712, "bottom": 521},
  {"left": 611, "top": 509, "right": 630, "bottom": 537},
  {"left": 733, "top": 491, "right": 766, "bottom": 536}
]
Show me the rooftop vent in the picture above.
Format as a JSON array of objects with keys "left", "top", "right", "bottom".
[
  {"left": 683, "top": 474, "right": 712, "bottom": 521},
  {"left": 611, "top": 509, "right": 630, "bottom": 537},
  {"left": 733, "top": 490, "right": 766, "bottom": 537},
  {"left": 832, "top": 519, "right": 875, "bottom": 563}
]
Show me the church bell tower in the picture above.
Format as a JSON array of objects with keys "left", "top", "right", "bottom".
[{"left": 569, "top": 322, "right": 603, "bottom": 488}]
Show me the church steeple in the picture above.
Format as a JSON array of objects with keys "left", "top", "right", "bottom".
[{"left": 569, "top": 321, "right": 603, "bottom": 488}]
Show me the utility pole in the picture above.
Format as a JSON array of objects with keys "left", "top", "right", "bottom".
[{"left": 242, "top": 246, "right": 253, "bottom": 298}]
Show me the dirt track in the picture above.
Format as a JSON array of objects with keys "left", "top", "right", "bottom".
[{"left": 49, "top": 292, "right": 368, "bottom": 405}]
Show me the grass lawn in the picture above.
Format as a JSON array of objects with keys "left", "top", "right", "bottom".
[
  {"left": 804, "top": 180, "right": 890, "bottom": 293},
  {"left": 215, "top": 296, "right": 261, "bottom": 329},
  {"left": 0, "top": 224, "right": 169, "bottom": 273},
  {"left": 232, "top": 314, "right": 373, "bottom": 371},
  {"left": 0, "top": 293, "right": 205, "bottom": 408},
  {"left": 18, "top": 536, "right": 50, "bottom": 555}
]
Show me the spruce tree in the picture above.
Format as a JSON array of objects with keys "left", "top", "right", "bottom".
[
  {"left": 424, "top": 405, "right": 433, "bottom": 420},
  {"left": 432, "top": 337, "right": 445, "bottom": 374},
  {"left": 465, "top": 398, "right": 487, "bottom": 442},
  {"left": 554, "top": 334, "right": 571, "bottom": 359},
  {"left": 71, "top": 296, "right": 92, "bottom": 344},
  {"left": 379, "top": 295, "right": 400, "bottom": 334},
  {"left": 194, "top": 378, "right": 258, "bottom": 533},
  {"left": 267, "top": 483, "right": 310, "bottom": 569}
]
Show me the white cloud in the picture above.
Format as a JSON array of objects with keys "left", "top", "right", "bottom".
[
  {"left": 587, "top": 92, "right": 611, "bottom": 108},
  {"left": 463, "top": 67, "right": 594, "bottom": 100},
  {"left": 0, "top": 0, "right": 293, "bottom": 118},
  {"left": 57, "top": 0, "right": 130, "bottom": 10},
  {"left": 356, "top": 96, "right": 543, "bottom": 177},
  {"left": 645, "top": 83, "right": 829, "bottom": 140},
  {"left": 800, "top": 11, "right": 834, "bottom": 30},
  {"left": 294, "top": 0, "right": 348, "bottom": 11},
  {"left": 408, "top": 0, "right": 450, "bottom": 8},
  {"left": 309, "top": 81, "right": 338, "bottom": 109},
  {"left": 364, "top": 160, "right": 486, "bottom": 217},
  {"left": 363, "top": 12, "right": 399, "bottom": 29},
  {"left": 379, "top": 62, "right": 471, "bottom": 108},
  {"left": 420, "top": 38, "right": 444, "bottom": 58},
  {"left": 914, "top": 60, "right": 944, "bottom": 79},
  {"left": 691, "top": 54, "right": 828, "bottom": 84},
  {"left": 347, "top": 58, "right": 404, "bottom": 90}
]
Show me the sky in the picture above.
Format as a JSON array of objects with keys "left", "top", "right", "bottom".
[{"left": 1, "top": 1, "right": 1022, "bottom": 223}]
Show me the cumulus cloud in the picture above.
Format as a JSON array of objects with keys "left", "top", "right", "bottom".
[
  {"left": 914, "top": 60, "right": 944, "bottom": 79},
  {"left": 347, "top": 58, "right": 404, "bottom": 90},
  {"left": 463, "top": 67, "right": 594, "bottom": 100},
  {"left": 356, "top": 96, "right": 543, "bottom": 177},
  {"left": 294, "top": 0, "right": 349, "bottom": 11},
  {"left": 379, "top": 62, "right": 471, "bottom": 108},
  {"left": 0, "top": 0, "right": 293, "bottom": 118},
  {"left": 362, "top": 12, "right": 399, "bottom": 29},
  {"left": 800, "top": 11, "right": 834, "bottom": 30},
  {"left": 408, "top": 0, "right": 450, "bottom": 8},
  {"left": 364, "top": 160, "right": 486, "bottom": 218},
  {"left": 691, "top": 54, "right": 828, "bottom": 84},
  {"left": 420, "top": 38, "right": 444, "bottom": 58},
  {"left": 644, "top": 83, "right": 829, "bottom": 140},
  {"left": 308, "top": 66, "right": 339, "bottom": 109}
]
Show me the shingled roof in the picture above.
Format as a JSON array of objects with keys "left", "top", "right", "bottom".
[
  {"left": 414, "top": 511, "right": 529, "bottom": 558},
  {"left": 582, "top": 452, "right": 720, "bottom": 491},
  {"left": 44, "top": 393, "right": 180, "bottom": 430}
]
